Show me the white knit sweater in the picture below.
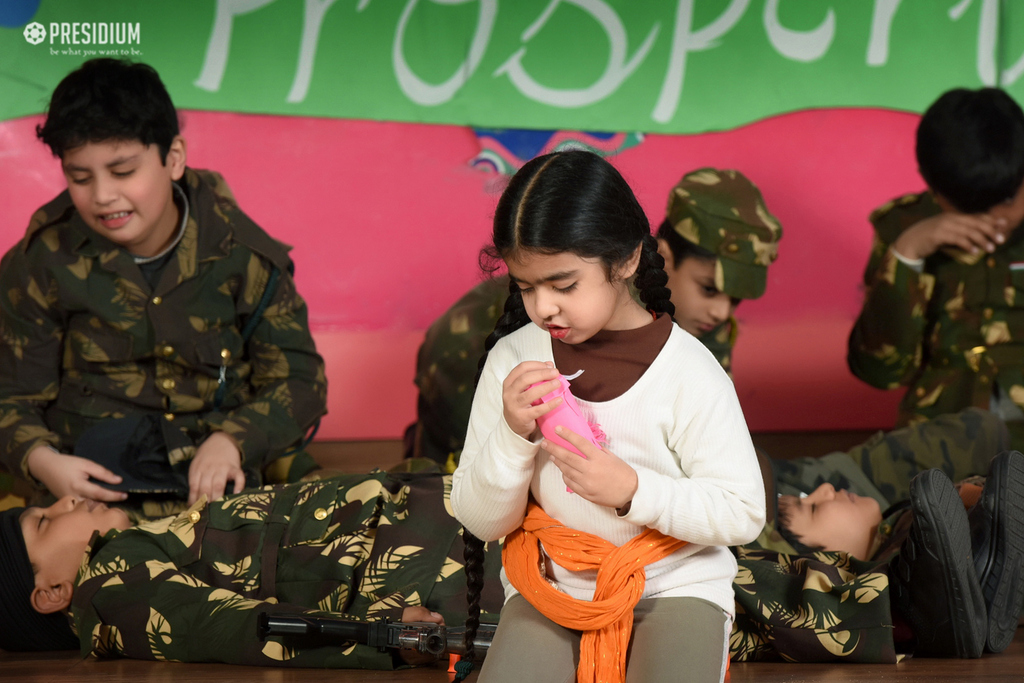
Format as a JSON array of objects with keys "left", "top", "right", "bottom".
[{"left": 451, "top": 322, "right": 765, "bottom": 617}]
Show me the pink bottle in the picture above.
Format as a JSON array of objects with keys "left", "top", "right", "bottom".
[{"left": 530, "top": 371, "right": 601, "bottom": 458}]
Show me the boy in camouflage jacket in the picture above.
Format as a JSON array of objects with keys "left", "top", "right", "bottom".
[
  {"left": 848, "top": 87, "right": 1024, "bottom": 450},
  {"left": 0, "top": 59, "right": 326, "bottom": 515}
]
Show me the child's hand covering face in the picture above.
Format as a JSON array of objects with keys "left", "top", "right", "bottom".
[
  {"left": 894, "top": 179, "right": 1024, "bottom": 262},
  {"left": 893, "top": 211, "right": 1007, "bottom": 261}
]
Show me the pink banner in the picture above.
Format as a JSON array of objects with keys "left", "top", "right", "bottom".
[{"left": 0, "top": 108, "right": 913, "bottom": 438}]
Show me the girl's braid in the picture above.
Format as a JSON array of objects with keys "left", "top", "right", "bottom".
[
  {"left": 634, "top": 233, "right": 675, "bottom": 318},
  {"left": 463, "top": 277, "right": 530, "bottom": 667},
  {"left": 474, "top": 276, "right": 531, "bottom": 385}
]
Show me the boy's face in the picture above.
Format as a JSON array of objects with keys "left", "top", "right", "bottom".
[
  {"left": 657, "top": 240, "right": 737, "bottom": 337},
  {"left": 62, "top": 136, "right": 187, "bottom": 258},
  {"left": 21, "top": 496, "right": 131, "bottom": 590},
  {"left": 778, "top": 483, "right": 882, "bottom": 560}
]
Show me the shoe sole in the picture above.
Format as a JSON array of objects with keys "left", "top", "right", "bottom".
[
  {"left": 910, "top": 470, "right": 986, "bottom": 658},
  {"left": 980, "top": 451, "right": 1024, "bottom": 653}
]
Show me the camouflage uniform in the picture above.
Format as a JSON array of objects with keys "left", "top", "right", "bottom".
[
  {"left": 0, "top": 168, "right": 327, "bottom": 505},
  {"left": 662, "top": 167, "right": 782, "bottom": 378},
  {"left": 848, "top": 191, "right": 1024, "bottom": 449},
  {"left": 412, "top": 168, "right": 781, "bottom": 467},
  {"left": 730, "top": 407, "right": 1006, "bottom": 663},
  {"left": 663, "top": 168, "right": 783, "bottom": 301},
  {"left": 66, "top": 451, "right": 996, "bottom": 669},
  {"left": 726, "top": 188, "right": 1018, "bottom": 663},
  {"left": 412, "top": 277, "right": 509, "bottom": 469},
  {"left": 732, "top": 548, "right": 896, "bottom": 662},
  {"left": 70, "top": 471, "right": 503, "bottom": 668}
]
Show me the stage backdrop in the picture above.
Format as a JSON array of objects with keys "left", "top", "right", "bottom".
[
  {"left": 2, "top": 0, "right": 1022, "bottom": 440},
  {"left": 3, "top": 1, "right": 1024, "bottom": 131}
]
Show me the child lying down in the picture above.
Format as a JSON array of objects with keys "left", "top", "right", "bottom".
[{"left": 0, "top": 470, "right": 501, "bottom": 668}]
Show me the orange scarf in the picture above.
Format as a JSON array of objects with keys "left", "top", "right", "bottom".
[{"left": 503, "top": 502, "right": 688, "bottom": 683}]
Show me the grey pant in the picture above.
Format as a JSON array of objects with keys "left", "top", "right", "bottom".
[{"left": 478, "top": 594, "right": 729, "bottom": 683}]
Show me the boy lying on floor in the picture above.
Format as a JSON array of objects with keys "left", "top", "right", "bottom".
[
  {"left": 0, "top": 470, "right": 501, "bottom": 667},
  {"left": 734, "top": 449, "right": 1024, "bottom": 662}
]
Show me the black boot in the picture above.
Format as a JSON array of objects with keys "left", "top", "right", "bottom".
[
  {"left": 968, "top": 449, "right": 1024, "bottom": 653},
  {"left": 888, "top": 469, "right": 987, "bottom": 658}
]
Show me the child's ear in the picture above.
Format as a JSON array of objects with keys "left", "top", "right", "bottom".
[
  {"left": 655, "top": 238, "right": 674, "bottom": 269},
  {"left": 30, "top": 580, "right": 73, "bottom": 614},
  {"left": 166, "top": 135, "right": 188, "bottom": 181},
  {"left": 619, "top": 243, "right": 643, "bottom": 280}
]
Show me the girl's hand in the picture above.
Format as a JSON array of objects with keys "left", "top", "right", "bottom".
[
  {"left": 502, "top": 361, "right": 563, "bottom": 440},
  {"left": 544, "top": 427, "right": 638, "bottom": 510},
  {"left": 26, "top": 445, "right": 128, "bottom": 503}
]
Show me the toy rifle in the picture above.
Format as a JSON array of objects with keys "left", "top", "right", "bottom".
[{"left": 257, "top": 613, "right": 496, "bottom": 658}]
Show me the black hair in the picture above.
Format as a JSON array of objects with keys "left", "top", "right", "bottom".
[
  {"left": 460, "top": 151, "right": 674, "bottom": 665},
  {"left": 36, "top": 58, "right": 180, "bottom": 162},
  {"left": 774, "top": 496, "right": 824, "bottom": 555},
  {"left": 0, "top": 507, "right": 79, "bottom": 651},
  {"left": 916, "top": 87, "right": 1024, "bottom": 214},
  {"left": 654, "top": 218, "right": 716, "bottom": 268}
]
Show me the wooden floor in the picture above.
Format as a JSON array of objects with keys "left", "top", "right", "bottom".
[
  {"left": 4, "top": 432, "right": 1021, "bottom": 681},
  {"left": 4, "top": 631, "right": 1022, "bottom": 682}
]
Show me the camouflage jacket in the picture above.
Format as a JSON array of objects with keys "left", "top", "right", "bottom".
[
  {"left": 848, "top": 191, "right": 1024, "bottom": 430},
  {"left": 70, "top": 471, "right": 497, "bottom": 668},
  {"left": 0, "top": 168, "right": 327, "bottom": 482},
  {"left": 412, "top": 276, "right": 734, "bottom": 466}
]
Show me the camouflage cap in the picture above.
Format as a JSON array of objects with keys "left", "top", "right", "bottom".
[{"left": 665, "top": 168, "right": 783, "bottom": 300}]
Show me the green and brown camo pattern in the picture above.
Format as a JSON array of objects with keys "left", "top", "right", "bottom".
[
  {"left": 71, "top": 471, "right": 502, "bottom": 668},
  {"left": 665, "top": 168, "right": 783, "bottom": 300},
  {"left": 848, "top": 191, "right": 1024, "bottom": 449},
  {"left": 0, "top": 168, "right": 326, "bottom": 485}
]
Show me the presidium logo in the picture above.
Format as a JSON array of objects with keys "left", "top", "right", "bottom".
[
  {"left": 23, "top": 21, "right": 141, "bottom": 46},
  {"left": 23, "top": 22, "right": 45, "bottom": 44}
]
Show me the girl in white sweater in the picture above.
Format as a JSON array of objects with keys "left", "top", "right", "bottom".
[{"left": 451, "top": 151, "right": 765, "bottom": 683}]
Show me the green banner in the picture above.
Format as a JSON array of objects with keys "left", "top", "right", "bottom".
[{"left": 2, "top": 0, "right": 1024, "bottom": 133}]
